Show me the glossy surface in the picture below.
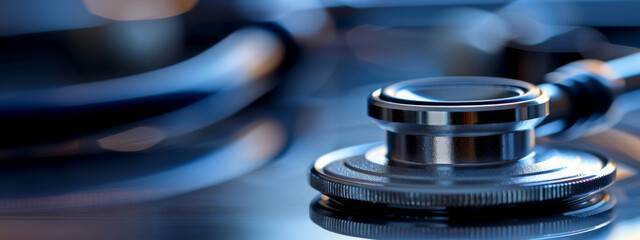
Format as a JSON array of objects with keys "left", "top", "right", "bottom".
[
  {"left": 380, "top": 77, "right": 537, "bottom": 105},
  {"left": 310, "top": 193, "right": 615, "bottom": 239},
  {"left": 310, "top": 143, "right": 616, "bottom": 207},
  {"left": 369, "top": 78, "right": 550, "bottom": 128},
  {"left": 369, "top": 77, "right": 549, "bottom": 164},
  {"left": 385, "top": 129, "right": 534, "bottom": 164},
  {"left": 392, "top": 84, "right": 523, "bottom": 102}
]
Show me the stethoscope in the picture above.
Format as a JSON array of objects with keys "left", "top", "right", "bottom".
[
  {"left": 309, "top": 52, "right": 640, "bottom": 209},
  {"left": 0, "top": 27, "right": 294, "bottom": 211},
  {"left": 0, "top": 27, "right": 287, "bottom": 159}
]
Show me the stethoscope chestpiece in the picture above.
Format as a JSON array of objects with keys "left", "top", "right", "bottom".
[
  {"left": 369, "top": 77, "right": 549, "bottom": 165},
  {"left": 309, "top": 77, "right": 616, "bottom": 209}
]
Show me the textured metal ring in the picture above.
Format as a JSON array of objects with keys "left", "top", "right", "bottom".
[{"left": 309, "top": 143, "right": 616, "bottom": 208}]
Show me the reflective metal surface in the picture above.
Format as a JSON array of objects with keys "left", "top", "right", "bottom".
[
  {"left": 310, "top": 75, "right": 618, "bottom": 208},
  {"left": 310, "top": 193, "right": 615, "bottom": 239},
  {"left": 310, "top": 142, "right": 615, "bottom": 207},
  {"left": 369, "top": 77, "right": 549, "bottom": 164},
  {"left": 386, "top": 129, "right": 533, "bottom": 164}
]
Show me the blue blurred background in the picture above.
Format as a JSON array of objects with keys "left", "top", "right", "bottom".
[{"left": 2, "top": 0, "right": 640, "bottom": 239}]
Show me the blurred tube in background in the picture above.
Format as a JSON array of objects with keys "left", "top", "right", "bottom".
[
  {"left": 0, "top": 27, "right": 285, "bottom": 157},
  {"left": 0, "top": 28, "right": 281, "bottom": 117},
  {"left": 0, "top": 117, "right": 287, "bottom": 211}
]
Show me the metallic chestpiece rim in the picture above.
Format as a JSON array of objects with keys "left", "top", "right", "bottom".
[
  {"left": 309, "top": 77, "right": 616, "bottom": 208},
  {"left": 370, "top": 77, "right": 549, "bottom": 165},
  {"left": 369, "top": 77, "right": 550, "bottom": 125}
]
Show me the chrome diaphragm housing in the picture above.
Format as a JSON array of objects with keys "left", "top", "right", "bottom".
[
  {"left": 369, "top": 77, "right": 549, "bottom": 165},
  {"left": 309, "top": 77, "right": 616, "bottom": 208}
]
